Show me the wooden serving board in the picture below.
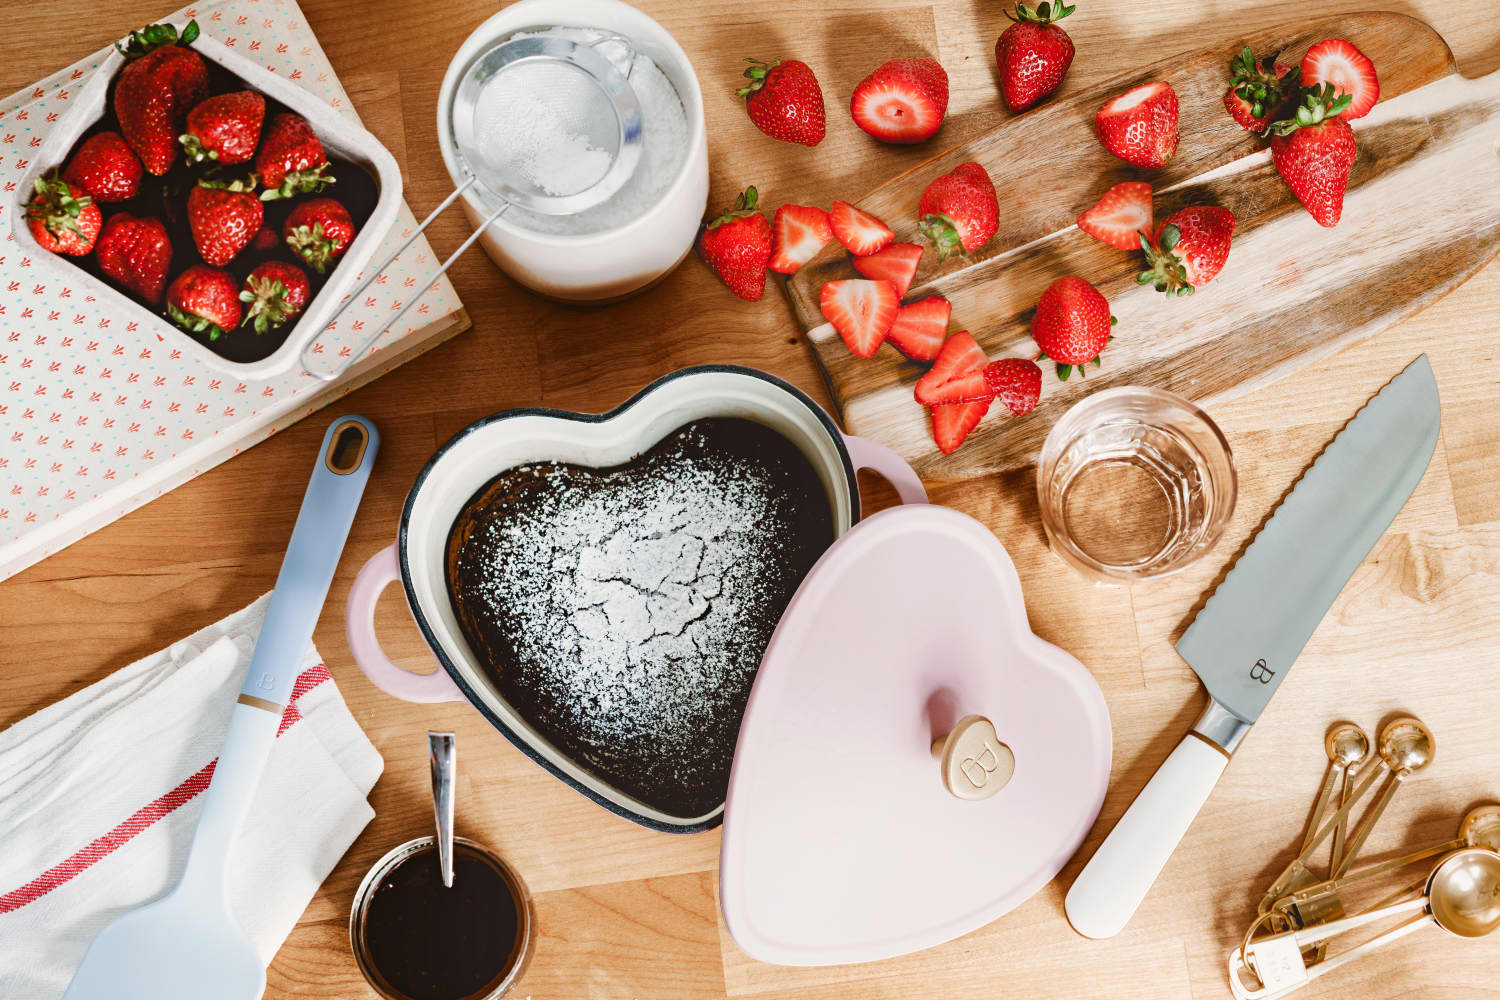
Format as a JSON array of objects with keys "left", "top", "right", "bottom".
[{"left": 784, "top": 11, "right": 1500, "bottom": 482}]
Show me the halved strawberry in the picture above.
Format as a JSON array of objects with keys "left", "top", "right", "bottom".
[
  {"left": 886, "top": 296, "right": 950, "bottom": 360},
  {"left": 931, "top": 399, "right": 992, "bottom": 455},
  {"left": 849, "top": 58, "right": 949, "bottom": 144},
  {"left": 830, "top": 200, "right": 894, "bottom": 255},
  {"left": 1095, "top": 81, "right": 1179, "bottom": 168},
  {"left": 1077, "top": 181, "right": 1153, "bottom": 251},
  {"left": 914, "top": 330, "right": 988, "bottom": 405},
  {"left": 851, "top": 242, "right": 923, "bottom": 297},
  {"left": 820, "top": 279, "right": 899, "bottom": 357},
  {"left": 983, "top": 358, "right": 1043, "bottom": 415},
  {"left": 1301, "top": 39, "right": 1379, "bottom": 120},
  {"left": 769, "top": 203, "right": 833, "bottom": 274}
]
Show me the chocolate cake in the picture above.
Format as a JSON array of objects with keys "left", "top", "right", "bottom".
[{"left": 444, "top": 417, "right": 836, "bottom": 819}]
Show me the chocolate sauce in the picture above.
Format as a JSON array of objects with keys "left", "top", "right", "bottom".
[
  {"left": 445, "top": 418, "right": 835, "bottom": 820},
  {"left": 361, "top": 844, "right": 523, "bottom": 1000}
]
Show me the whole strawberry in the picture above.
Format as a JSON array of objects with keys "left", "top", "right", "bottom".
[
  {"left": 256, "top": 112, "right": 332, "bottom": 199},
  {"left": 96, "top": 213, "right": 172, "bottom": 305},
  {"left": 63, "top": 131, "right": 142, "bottom": 202},
  {"left": 1224, "top": 47, "right": 1297, "bottom": 133},
  {"left": 1269, "top": 83, "right": 1357, "bottom": 227},
  {"left": 918, "top": 161, "right": 998, "bottom": 258},
  {"left": 850, "top": 58, "right": 949, "bottom": 144},
  {"left": 283, "top": 196, "right": 357, "bottom": 274},
  {"left": 25, "top": 175, "right": 101, "bottom": 257},
  {"left": 1095, "top": 81, "right": 1179, "bottom": 168},
  {"left": 1136, "top": 206, "right": 1234, "bottom": 296},
  {"left": 1031, "top": 275, "right": 1115, "bottom": 380},
  {"left": 995, "top": 1, "right": 1076, "bottom": 113},
  {"left": 697, "top": 186, "right": 772, "bottom": 301},
  {"left": 113, "top": 21, "right": 208, "bottom": 175},
  {"left": 179, "top": 90, "right": 266, "bottom": 165},
  {"left": 739, "top": 59, "right": 825, "bottom": 147},
  {"left": 239, "top": 261, "right": 311, "bottom": 333},
  {"left": 166, "top": 264, "right": 242, "bottom": 340},
  {"left": 187, "top": 176, "right": 263, "bottom": 267}
]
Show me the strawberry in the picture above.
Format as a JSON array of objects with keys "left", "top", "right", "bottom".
[
  {"left": 819, "top": 279, "right": 899, "bottom": 357},
  {"left": 284, "top": 196, "right": 358, "bottom": 274},
  {"left": 179, "top": 90, "right": 265, "bottom": 165},
  {"left": 918, "top": 161, "right": 998, "bottom": 258},
  {"left": 256, "top": 112, "right": 333, "bottom": 199},
  {"left": 95, "top": 213, "right": 172, "bottom": 305},
  {"left": 983, "top": 358, "right": 1043, "bottom": 415},
  {"left": 931, "top": 399, "right": 991, "bottom": 455},
  {"left": 1136, "top": 206, "right": 1234, "bottom": 295},
  {"left": 886, "top": 296, "right": 950, "bottom": 360},
  {"left": 251, "top": 225, "right": 279, "bottom": 251},
  {"left": 914, "top": 330, "right": 988, "bottom": 405},
  {"left": 240, "top": 260, "right": 311, "bottom": 333},
  {"left": 1269, "top": 84, "right": 1358, "bottom": 228},
  {"left": 113, "top": 21, "right": 209, "bottom": 175},
  {"left": 1077, "top": 181, "right": 1153, "bottom": 251},
  {"left": 62, "top": 131, "right": 142, "bottom": 202},
  {"left": 25, "top": 176, "right": 101, "bottom": 256},
  {"left": 995, "top": 1, "right": 1076, "bottom": 113},
  {"left": 1094, "top": 81, "right": 1179, "bottom": 168},
  {"left": 1030, "top": 275, "right": 1115, "bottom": 380},
  {"left": 849, "top": 58, "right": 949, "bottom": 144},
  {"left": 1224, "top": 47, "right": 1297, "bottom": 133},
  {"left": 166, "top": 264, "right": 242, "bottom": 340},
  {"left": 851, "top": 242, "right": 923, "bottom": 298},
  {"left": 1301, "top": 39, "right": 1379, "bottom": 120},
  {"left": 739, "top": 59, "right": 825, "bottom": 147},
  {"left": 187, "top": 176, "right": 263, "bottom": 267},
  {"left": 697, "top": 186, "right": 772, "bottom": 299},
  {"left": 768, "top": 203, "right": 832, "bottom": 275},
  {"left": 829, "top": 200, "right": 894, "bottom": 256}
]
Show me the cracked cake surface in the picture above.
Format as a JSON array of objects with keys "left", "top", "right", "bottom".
[{"left": 445, "top": 418, "right": 835, "bottom": 819}]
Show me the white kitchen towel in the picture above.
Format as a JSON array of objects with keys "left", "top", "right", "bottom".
[{"left": 0, "top": 595, "right": 383, "bottom": 999}]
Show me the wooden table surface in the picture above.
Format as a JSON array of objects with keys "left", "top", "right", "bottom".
[{"left": 4, "top": 0, "right": 1499, "bottom": 997}]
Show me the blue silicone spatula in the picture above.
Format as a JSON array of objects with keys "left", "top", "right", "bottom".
[{"left": 60, "top": 415, "right": 379, "bottom": 1000}]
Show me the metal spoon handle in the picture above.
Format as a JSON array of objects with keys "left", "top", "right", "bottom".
[
  {"left": 1332, "top": 772, "right": 1408, "bottom": 879},
  {"left": 429, "top": 731, "right": 456, "bottom": 888},
  {"left": 1260, "top": 762, "right": 1387, "bottom": 908},
  {"left": 1300, "top": 764, "right": 1345, "bottom": 852}
]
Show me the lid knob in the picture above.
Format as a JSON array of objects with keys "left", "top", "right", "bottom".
[{"left": 931, "top": 714, "right": 1014, "bottom": 801}]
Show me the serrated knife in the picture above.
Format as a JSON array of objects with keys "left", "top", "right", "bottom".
[{"left": 1064, "top": 355, "right": 1441, "bottom": 940}]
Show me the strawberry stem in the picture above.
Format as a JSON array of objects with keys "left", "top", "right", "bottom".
[
  {"left": 1268, "top": 82, "right": 1353, "bottom": 136},
  {"left": 115, "top": 19, "right": 198, "bottom": 59},
  {"left": 919, "top": 212, "right": 965, "bottom": 259},
  {"left": 1004, "top": 1, "right": 1075, "bottom": 24},
  {"left": 736, "top": 59, "right": 781, "bottom": 100},
  {"left": 705, "top": 186, "right": 760, "bottom": 229}
]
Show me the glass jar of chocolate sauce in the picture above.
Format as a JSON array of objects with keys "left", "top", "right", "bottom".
[{"left": 350, "top": 837, "right": 532, "bottom": 1000}]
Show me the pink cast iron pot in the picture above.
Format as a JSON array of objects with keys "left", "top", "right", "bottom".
[{"left": 346, "top": 365, "right": 926, "bottom": 833}]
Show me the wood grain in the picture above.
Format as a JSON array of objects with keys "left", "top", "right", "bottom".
[
  {"left": 3, "top": 2, "right": 1500, "bottom": 999},
  {"left": 786, "top": 12, "right": 1500, "bottom": 481}
]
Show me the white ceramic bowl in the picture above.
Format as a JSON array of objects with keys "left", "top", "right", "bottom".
[
  {"left": 9, "top": 29, "right": 402, "bottom": 380},
  {"left": 346, "top": 367, "right": 927, "bottom": 831},
  {"left": 436, "top": 0, "right": 708, "bottom": 303}
]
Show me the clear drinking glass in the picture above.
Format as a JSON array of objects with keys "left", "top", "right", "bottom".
[{"left": 1036, "top": 387, "right": 1236, "bottom": 582}]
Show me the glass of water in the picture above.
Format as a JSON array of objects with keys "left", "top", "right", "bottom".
[{"left": 1036, "top": 387, "right": 1236, "bottom": 582}]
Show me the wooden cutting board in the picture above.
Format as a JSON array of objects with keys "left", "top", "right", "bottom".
[{"left": 784, "top": 11, "right": 1500, "bottom": 482}]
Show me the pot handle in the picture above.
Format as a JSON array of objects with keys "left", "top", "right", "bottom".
[
  {"left": 346, "top": 542, "right": 465, "bottom": 703},
  {"left": 842, "top": 433, "right": 928, "bottom": 506}
]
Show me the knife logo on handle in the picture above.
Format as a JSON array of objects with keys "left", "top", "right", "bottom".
[{"left": 1063, "top": 356, "right": 1442, "bottom": 941}]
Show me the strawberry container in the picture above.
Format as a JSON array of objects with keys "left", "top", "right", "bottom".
[{"left": 8, "top": 27, "right": 402, "bottom": 380}]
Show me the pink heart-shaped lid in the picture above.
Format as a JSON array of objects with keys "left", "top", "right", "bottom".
[{"left": 720, "top": 504, "right": 1112, "bottom": 966}]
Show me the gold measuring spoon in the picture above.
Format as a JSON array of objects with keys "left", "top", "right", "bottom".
[
  {"left": 1259, "top": 718, "right": 1432, "bottom": 910},
  {"left": 1230, "top": 847, "right": 1500, "bottom": 1000}
]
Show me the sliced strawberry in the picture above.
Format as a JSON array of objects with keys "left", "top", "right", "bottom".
[
  {"left": 931, "top": 398, "right": 991, "bottom": 455},
  {"left": 851, "top": 242, "right": 923, "bottom": 297},
  {"left": 830, "top": 200, "right": 894, "bottom": 255},
  {"left": 820, "top": 279, "right": 899, "bottom": 357},
  {"left": 983, "top": 358, "right": 1043, "bottom": 415},
  {"left": 769, "top": 203, "right": 833, "bottom": 274},
  {"left": 886, "top": 296, "right": 950, "bottom": 361},
  {"left": 1077, "top": 181, "right": 1153, "bottom": 251},
  {"left": 1301, "top": 39, "right": 1379, "bottom": 120},
  {"left": 914, "top": 330, "right": 988, "bottom": 405},
  {"left": 849, "top": 59, "right": 949, "bottom": 144}
]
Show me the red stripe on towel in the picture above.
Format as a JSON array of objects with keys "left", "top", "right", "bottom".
[{"left": 0, "top": 663, "right": 331, "bottom": 914}]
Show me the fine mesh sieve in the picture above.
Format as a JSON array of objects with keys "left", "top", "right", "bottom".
[{"left": 303, "top": 32, "right": 645, "bottom": 380}]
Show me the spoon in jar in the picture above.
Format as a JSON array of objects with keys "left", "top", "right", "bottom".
[{"left": 429, "top": 732, "right": 456, "bottom": 888}]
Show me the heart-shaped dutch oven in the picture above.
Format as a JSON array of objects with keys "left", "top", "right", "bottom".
[{"left": 347, "top": 366, "right": 927, "bottom": 832}]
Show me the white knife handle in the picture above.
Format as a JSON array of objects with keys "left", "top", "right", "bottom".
[{"left": 1065, "top": 733, "right": 1229, "bottom": 939}]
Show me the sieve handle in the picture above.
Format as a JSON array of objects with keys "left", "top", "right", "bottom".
[
  {"left": 589, "top": 33, "right": 636, "bottom": 77},
  {"left": 299, "top": 176, "right": 500, "bottom": 382}
]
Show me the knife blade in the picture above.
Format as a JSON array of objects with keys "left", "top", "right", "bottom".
[{"left": 1064, "top": 355, "right": 1441, "bottom": 940}]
